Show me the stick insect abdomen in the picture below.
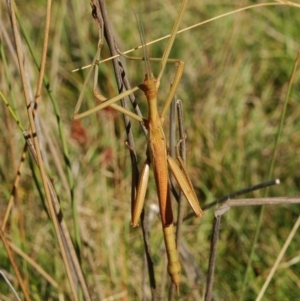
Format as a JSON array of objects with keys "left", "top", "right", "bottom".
[
  {"left": 149, "top": 124, "right": 182, "bottom": 291},
  {"left": 149, "top": 125, "right": 173, "bottom": 226}
]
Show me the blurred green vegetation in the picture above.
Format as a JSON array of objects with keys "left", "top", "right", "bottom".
[{"left": 1, "top": 0, "right": 300, "bottom": 300}]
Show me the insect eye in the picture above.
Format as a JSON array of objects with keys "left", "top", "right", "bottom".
[{"left": 91, "top": 4, "right": 97, "bottom": 19}]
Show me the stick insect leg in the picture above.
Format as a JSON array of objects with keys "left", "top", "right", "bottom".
[
  {"left": 74, "top": 0, "right": 188, "bottom": 122},
  {"left": 160, "top": 59, "right": 184, "bottom": 120},
  {"left": 73, "top": 9, "right": 143, "bottom": 122},
  {"left": 114, "top": 48, "right": 185, "bottom": 122},
  {"left": 167, "top": 154, "right": 203, "bottom": 217},
  {"left": 157, "top": 0, "right": 188, "bottom": 82},
  {"left": 113, "top": 21, "right": 185, "bottom": 122},
  {"left": 73, "top": 38, "right": 102, "bottom": 119},
  {"left": 157, "top": 0, "right": 188, "bottom": 120},
  {"left": 131, "top": 160, "right": 150, "bottom": 227}
]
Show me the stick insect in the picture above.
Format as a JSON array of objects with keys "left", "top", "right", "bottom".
[{"left": 73, "top": 0, "right": 203, "bottom": 292}]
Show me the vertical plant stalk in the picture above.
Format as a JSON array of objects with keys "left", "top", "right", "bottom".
[
  {"left": 0, "top": 92, "right": 27, "bottom": 231},
  {"left": 254, "top": 50, "right": 300, "bottom": 300},
  {"left": 34, "top": 0, "right": 51, "bottom": 108},
  {"left": 1, "top": 32, "right": 91, "bottom": 301},
  {"left": 140, "top": 209, "right": 157, "bottom": 301},
  {"left": 240, "top": 50, "right": 300, "bottom": 299},
  {"left": 7, "top": 1, "right": 82, "bottom": 300},
  {"left": 169, "top": 96, "right": 177, "bottom": 161},
  {"left": 167, "top": 98, "right": 187, "bottom": 300},
  {"left": 15, "top": 5, "right": 77, "bottom": 254},
  {"left": 175, "top": 99, "right": 187, "bottom": 241},
  {"left": 204, "top": 209, "right": 226, "bottom": 301},
  {"left": 0, "top": 231, "right": 31, "bottom": 301},
  {"left": 1, "top": 30, "right": 25, "bottom": 236},
  {"left": 255, "top": 214, "right": 300, "bottom": 301},
  {"left": 8, "top": 240, "right": 60, "bottom": 290},
  {"left": 1, "top": 143, "right": 27, "bottom": 230},
  {"left": 167, "top": 95, "right": 177, "bottom": 300},
  {"left": 23, "top": 131, "right": 92, "bottom": 301},
  {"left": 0, "top": 269, "right": 22, "bottom": 301}
]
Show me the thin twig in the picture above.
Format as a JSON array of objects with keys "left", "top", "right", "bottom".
[
  {"left": 175, "top": 99, "right": 187, "bottom": 240},
  {"left": 255, "top": 214, "right": 300, "bottom": 301},
  {"left": 8, "top": 240, "right": 60, "bottom": 290},
  {"left": 218, "top": 197, "right": 300, "bottom": 208},
  {"left": 8, "top": 1, "right": 80, "bottom": 299},
  {"left": 0, "top": 231, "right": 31, "bottom": 301},
  {"left": 23, "top": 131, "right": 91, "bottom": 301},
  {"left": 72, "top": 2, "right": 300, "bottom": 72},
  {"left": 169, "top": 98, "right": 186, "bottom": 300},
  {"left": 204, "top": 195, "right": 300, "bottom": 301},
  {"left": 0, "top": 270, "right": 22, "bottom": 301},
  {"left": 204, "top": 212, "right": 224, "bottom": 301},
  {"left": 183, "top": 179, "right": 280, "bottom": 221},
  {"left": 14, "top": 4, "right": 76, "bottom": 213},
  {"left": 167, "top": 95, "right": 177, "bottom": 300}
]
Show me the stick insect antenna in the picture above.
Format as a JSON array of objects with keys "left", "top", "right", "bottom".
[{"left": 135, "top": 12, "right": 153, "bottom": 79}]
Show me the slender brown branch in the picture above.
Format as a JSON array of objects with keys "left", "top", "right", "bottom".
[
  {"left": 218, "top": 197, "right": 300, "bottom": 208},
  {"left": 167, "top": 94, "right": 178, "bottom": 299},
  {"left": 23, "top": 131, "right": 91, "bottom": 301},
  {"left": 0, "top": 231, "right": 31, "bottom": 301},
  {"left": 184, "top": 179, "right": 280, "bottom": 222},
  {"left": 1, "top": 143, "right": 27, "bottom": 231},
  {"left": 8, "top": 1, "right": 80, "bottom": 299},
  {"left": 204, "top": 214, "right": 222, "bottom": 301},
  {"left": 175, "top": 99, "right": 187, "bottom": 239}
]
